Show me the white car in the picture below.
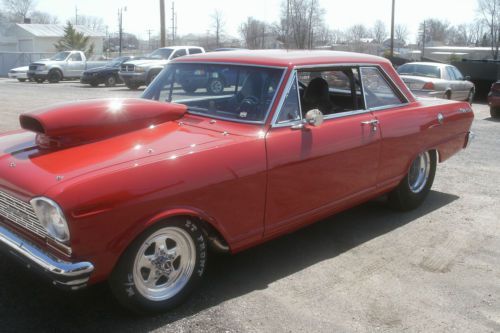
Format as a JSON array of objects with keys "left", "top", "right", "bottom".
[{"left": 8, "top": 66, "right": 30, "bottom": 82}]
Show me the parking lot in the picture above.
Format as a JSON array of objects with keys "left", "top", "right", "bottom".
[{"left": 0, "top": 78, "right": 499, "bottom": 332}]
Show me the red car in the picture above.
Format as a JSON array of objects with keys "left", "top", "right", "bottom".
[
  {"left": 0, "top": 50, "right": 474, "bottom": 313},
  {"left": 488, "top": 81, "right": 500, "bottom": 118}
]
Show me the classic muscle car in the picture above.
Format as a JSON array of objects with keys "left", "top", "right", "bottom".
[{"left": 0, "top": 50, "right": 474, "bottom": 313}]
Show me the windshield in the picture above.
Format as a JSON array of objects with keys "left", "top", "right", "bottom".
[
  {"left": 50, "top": 51, "right": 71, "bottom": 61},
  {"left": 142, "top": 63, "right": 285, "bottom": 123},
  {"left": 148, "top": 49, "right": 173, "bottom": 60},
  {"left": 397, "top": 64, "right": 441, "bottom": 79}
]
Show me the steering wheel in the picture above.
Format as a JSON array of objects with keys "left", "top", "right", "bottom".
[{"left": 237, "top": 96, "right": 260, "bottom": 119}]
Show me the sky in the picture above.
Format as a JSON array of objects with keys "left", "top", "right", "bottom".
[{"left": 34, "top": 0, "right": 478, "bottom": 43}]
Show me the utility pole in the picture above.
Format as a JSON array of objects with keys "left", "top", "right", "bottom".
[
  {"left": 118, "top": 7, "right": 126, "bottom": 56},
  {"left": 160, "top": 0, "right": 166, "bottom": 47},
  {"left": 75, "top": 6, "right": 78, "bottom": 25},
  {"left": 146, "top": 29, "right": 153, "bottom": 51},
  {"left": 171, "top": 2, "right": 176, "bottom": 45},
  {"left": 390, "top": 0, "right": 395, "bottom": 58},
  {"left": 421, "top": 20, "right": 426, "bottom": 61}
]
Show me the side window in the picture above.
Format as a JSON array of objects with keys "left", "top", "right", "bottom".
[
  {"left": 360, "top": 67, "right": 404, "bottom": 109},
  {"left": 70, "top": 53, "right": 82, "bottom": 61},
  {"left": 276, "top": 74, "right": 301, "bottom": 123},
  {"left": 171, "top": 49, "right": 187, "bottom": 59},
  {"left": 446, "top": 67, "right": 457, "bottom": 80},
  {"left": 452, "top": 67, "right": 463, "bottom": 80},
  {"left": 297, "top": 67, "right": 363, "bottom": 116},
  {"left": 188, "top": 48, "right": 202, "bottom": 55}
]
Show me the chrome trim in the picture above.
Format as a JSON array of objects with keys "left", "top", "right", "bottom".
[
  {"left": 271, "top": 70, "right": 300, "bottom": 127},
  {"left": 0, "top": 191, "right": 47, "bottom": 239},
  {"left": 0, "top": 224, "right": 93, "bottom": 289},
  {"left": 30, "top": 196, "right": 70, "bottom": 243}
]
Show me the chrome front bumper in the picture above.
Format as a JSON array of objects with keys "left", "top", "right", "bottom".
[{"left": 0, "top": 224, "right": 94, "bottom": 290}]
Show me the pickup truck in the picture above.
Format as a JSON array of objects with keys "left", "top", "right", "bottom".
[
  {"left": 27, "top": 51, "right": 107, "bottom": 83},
  {"left": 119, "top": 46, "right": 205, "bottom": 90}
]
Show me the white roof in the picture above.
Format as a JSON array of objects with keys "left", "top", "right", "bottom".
[{"left": 16, "top": 24, "right": 105, "bottom": 37}]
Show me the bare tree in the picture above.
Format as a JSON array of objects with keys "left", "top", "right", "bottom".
[
  {"left": 30, "top": 10, "right": 58, "bottom": 24},
  {"left": 70, "top": 15, "right": 105, "bottom": 32},
  {"left": 395, "top": 24, "right": 409, "bottom": 43},
  {"left": 211, "top": 10, "right": 225, "bottom": 48},
  {"left": 279, "top": 0, "right": 326, "bottom": 49},
  {"left": 240, "top": 17, "right": 267, "bottom": 49},
  {"left": 478, "top": 0, "right": 500, "bottom": 59},
  {"left": 372, "top": 20, "right": 387, "bottom": 43},
  {"left": 2, "top": 0, "right": 35, "bottom": 22},
  {"left": 347, "top": 24, "right": 369, "bottom": 42}
]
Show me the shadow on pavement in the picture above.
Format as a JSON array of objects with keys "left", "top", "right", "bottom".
[{"left": 0, "top": 190, "right": 458, "bottom": 332}]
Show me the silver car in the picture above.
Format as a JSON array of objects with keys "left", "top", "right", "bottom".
[{"left": 397, "top": 62, "right": 475, "bottom": 103}]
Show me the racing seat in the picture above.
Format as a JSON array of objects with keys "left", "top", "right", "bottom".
[{"left": 301, "top": 77, "right": 333, "bottom": 115}]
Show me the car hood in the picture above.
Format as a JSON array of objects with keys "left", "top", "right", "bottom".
[
  {"left": 0, "top": 99, "right": 228, "bottom": 200},
  {"left": 123, "top": 59, "right": 169, "bottom": 67},
  {"left": 11, "top": 66, "right": 29, "bottom": 72}
]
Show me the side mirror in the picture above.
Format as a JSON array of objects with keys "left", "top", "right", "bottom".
[
  {"left": 305, "top": 109, "right": 324, "bottom": 127},
  {"left": 465, "top": 75, "right": 471, "bottom": 81}
]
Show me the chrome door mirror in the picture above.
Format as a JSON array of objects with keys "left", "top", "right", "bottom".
[{"left": 305, "top": 109, "right": 324, "bottom": 127}]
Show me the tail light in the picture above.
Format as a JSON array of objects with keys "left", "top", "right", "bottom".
[{"left": 422, "top": 82, "right": 435, "bottom": 90}]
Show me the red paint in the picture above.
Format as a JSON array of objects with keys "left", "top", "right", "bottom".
[{"left": 0, "top": 51, "right": 473, "bottom": 285}]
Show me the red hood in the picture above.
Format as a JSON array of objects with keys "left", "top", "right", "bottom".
[{"left": 19, "top": 98, "right": 186, "bottom": 149}]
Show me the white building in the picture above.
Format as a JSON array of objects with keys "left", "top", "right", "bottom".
[{"left": 0, "top": 23, "right": 104, "bottom": 55}]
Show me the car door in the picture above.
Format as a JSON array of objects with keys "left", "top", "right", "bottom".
[
  {"left": 451, "top": 66, "right": 468, "bottom": 99},
  {"left": 67, "top": 52, "right": 84, "bottom": 77},
  {"left": 264, "top": 68, "right": 381, "bottom": 237},
  {"left": 445, "top": 66, "right": 463, "bottom": 100}
]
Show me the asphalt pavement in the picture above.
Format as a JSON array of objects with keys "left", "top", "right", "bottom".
[{"left": 0, "top": 78, "right": 499, "bottom": 332}]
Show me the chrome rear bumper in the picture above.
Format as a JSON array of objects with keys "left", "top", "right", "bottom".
[
  {"left": 464, "top": 131, "right": 475, "bottom": 149},
  {"left": 0, "top": 224, "right": 94, "bottom": 290}
]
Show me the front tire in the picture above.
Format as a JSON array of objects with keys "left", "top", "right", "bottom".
[
  {"left": 47, "top": 69, "right": 62, "bottom": 83},
  {"left": 207, "top": 78, "right": 224, "bottom": 94},
  {"left": 388, "top": 150, "right": 436, "bottom": 211},
  {"left": 109, "top": 218, "right": 207, "bottom": 314},
  {"left": 125, "top": 81, "right": 141, "bottom": 90}
]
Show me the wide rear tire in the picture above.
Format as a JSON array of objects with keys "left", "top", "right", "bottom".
[
  {"left": 388, "top": 150, "right": 436, "bottom": 211},
  {"left": 109, "top": 218, "right": 207, "bottom": 314},
  {"left": 491, "top": 107, "right": 500, "bottom": 118}
]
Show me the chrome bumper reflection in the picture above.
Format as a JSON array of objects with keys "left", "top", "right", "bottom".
[
  {"left": 464, "top": 131, "right": 475, "bottom": 149},
  {"left": 0, "top": 224, "right": 94, "bottom": 290}
]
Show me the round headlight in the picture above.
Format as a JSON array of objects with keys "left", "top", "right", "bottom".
[{"left": 30, "top": 197, "right": 70, "bottom": 243}]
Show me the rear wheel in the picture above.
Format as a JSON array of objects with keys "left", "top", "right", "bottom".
[
  {"left": 207, "top": 78, "right": 225, "bottom": 94},
  {"left": 109, "top": 218, "right": 207, "bottom": 314},
  {"left": 388, "top": 150, "right": 436, "bottom": 211},
  {"left": 445, "top": 91, "right": 451, "bottom": 100},
  {"left": 491, "top": 107, "right": 500, "bottom": 118},
  {"left": 105, "top": 74, "right": 117, "bottom": 87}
]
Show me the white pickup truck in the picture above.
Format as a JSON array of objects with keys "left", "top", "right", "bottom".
[{"left": 27, "top": 51, "right": 107, "bottom": 83}]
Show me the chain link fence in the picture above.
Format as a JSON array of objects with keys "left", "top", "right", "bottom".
[{"left": 0, "top": 52, "right": 53, "bottom": 77}]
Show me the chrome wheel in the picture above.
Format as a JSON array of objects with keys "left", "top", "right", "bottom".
[
  {"left": 208, "top": 79, "right": 224, "bottom": 94},
  {"left": 408, "top": 151, "right": 431, "bottom": 193},
  {"left": 133, "top": 227, "right": 196, "bottom": 301}
]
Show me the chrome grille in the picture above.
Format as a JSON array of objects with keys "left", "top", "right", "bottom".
[
  {"left": 0, "top": 191, "right": 47, "bottom": 239},
  {"left": 120, "top": 64, "right": 135, "bottom": 72}
]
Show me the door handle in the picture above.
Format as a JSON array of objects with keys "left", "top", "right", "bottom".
[{"left": 361, "top": 119, "right": 379, "bottom": 132}]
